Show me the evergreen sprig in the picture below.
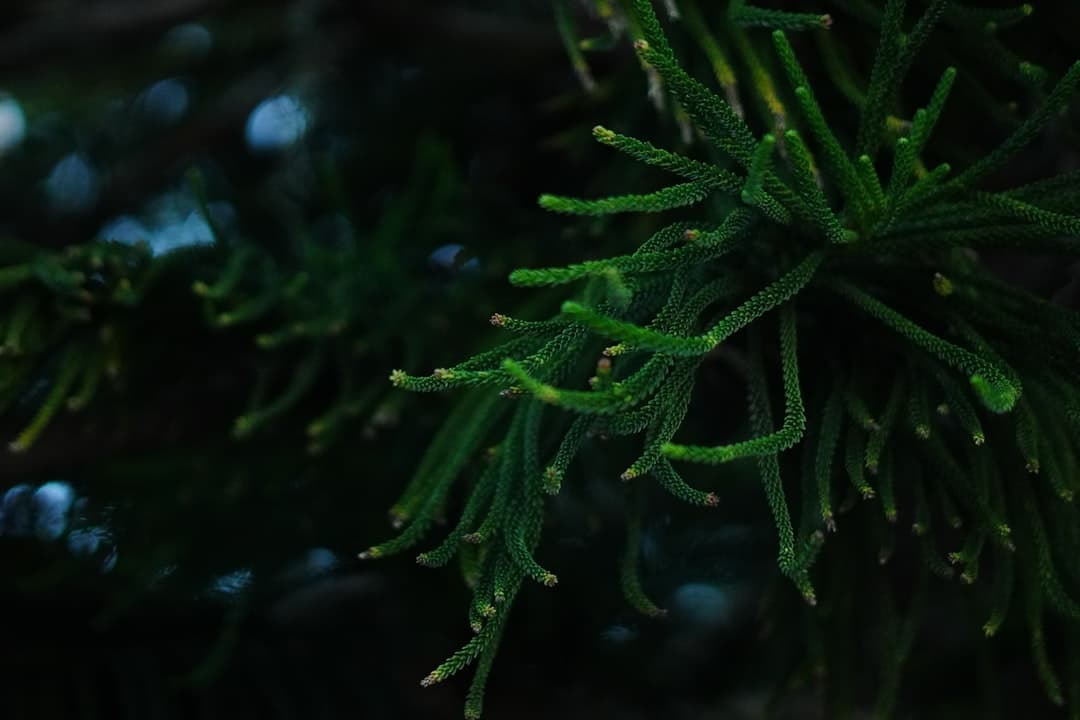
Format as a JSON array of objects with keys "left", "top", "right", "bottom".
[{"left": 372, "top": 1, "right": 1080, "bottom": 716}]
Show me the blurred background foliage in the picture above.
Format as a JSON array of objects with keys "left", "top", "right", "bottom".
[{"left": 0, "top": 1, "right": 1078, "bottom": 718}]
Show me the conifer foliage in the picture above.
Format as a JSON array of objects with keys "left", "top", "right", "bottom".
[{"left": 372, "top": 1, "right": 1080, "bottom": 716}]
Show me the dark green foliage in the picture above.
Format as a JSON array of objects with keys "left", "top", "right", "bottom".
[
  {"left": 370, "top": 1, "right": 1080, "bottom": 716},
  {"left": 0, "top": 239, "right": 163, "bottom": 450},
  {"left": 1, "top": 1, "right": 1078, "bottom": 718}
]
